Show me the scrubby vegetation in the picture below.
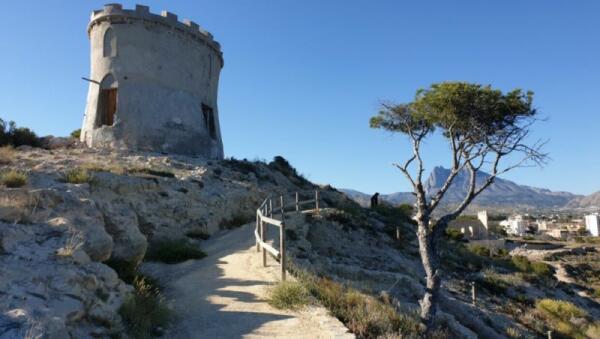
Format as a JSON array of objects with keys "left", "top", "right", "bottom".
[
  {"left": 128, "top": 166, "right": 175, "bottom": 178},
  {"left": 0, "top": 118, "right": 40, "bottom": 147},
  {"left": 119, "top": 276, "right": 172, "bottom": 339},
  {"left": 0, "top": 170, "right": 27, "bottom": 188},
  {"left": 145, "top": 239, "right": 206, "bottom": 264},
  {"left": 219, "top": 212, "right": 253, "bottom": 230},
  {"left": 61, "top": 168, "right": 93, "bottom": 184},
  {"left": 534, "top": 298, "right": 599, "bottom": 338},
  {"left": 268, "top": 281, "right": 311, "bottom": 310},
  {"left": 0, "top": 146, "right": 15, "bottom": 165},
  {"left": 283, "top": 266, "right": 445, "bottom": 339},
  {"left": 70, "top": 129, "right": 81, "bottom": 139},
  {"left": 268, "top": 155, "right": 310, "bottom": 186},
  {"left": 185, "top": 229, "right": 210, "bottom": 240}
]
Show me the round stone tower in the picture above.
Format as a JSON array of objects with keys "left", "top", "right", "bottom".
[{"left": 81, "top": 4, "right": 224, "bottom": 159}]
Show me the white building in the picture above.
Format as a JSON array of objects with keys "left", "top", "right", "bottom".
[
  {"left": 585, "top": 214, "right": 600, "bottom": 237},
  {"left": 501, "top": 215, "right": 527, "bottom": 236},
  {"left": 536, "top": 220, "right": 548, "bottom": 231},
  {"left": 477, "top": 211, "right": 489, "bottom": 230}
]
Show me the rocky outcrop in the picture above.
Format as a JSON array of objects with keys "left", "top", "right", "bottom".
[
  {"left": 0, "top": 146, "right": 321, "bottom": 336},
  {"left": 0, "top": 222, "right": 130, "bottom": 338}
]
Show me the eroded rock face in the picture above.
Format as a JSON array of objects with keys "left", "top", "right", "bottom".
[{"left": 0, "top": 222, "right": 131, "bottom": 338}]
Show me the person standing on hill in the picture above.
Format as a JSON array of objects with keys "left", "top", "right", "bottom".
[{"left": 370, "top": 192, "right": 380, "bottom": 208}]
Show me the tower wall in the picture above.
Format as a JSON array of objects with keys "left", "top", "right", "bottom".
[{"left": 81, "top": 4, "right": 224, "bottom": 159}]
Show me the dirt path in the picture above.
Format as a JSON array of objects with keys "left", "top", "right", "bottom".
[{"left": 142, "top": 224, "right": 352, "bottom": 339}]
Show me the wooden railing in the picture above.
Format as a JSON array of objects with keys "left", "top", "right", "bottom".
[{"left": 255, "top": 190, "right": 320, "bottom": 281}]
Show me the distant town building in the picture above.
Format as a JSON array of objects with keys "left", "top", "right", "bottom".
[
  {"left": 501, "top": 215, "right": 527, "bottom": 236},
  {"left": 536, "top": 220, "right": 548, "bottom": 231},
  {"left": 448, "top": 218, "right": 487, "bottom": 240},
  {"left": 585, "top": 214, "right": 600, "bottom": 236},
  {"left": 477, "top": 211, "right": 489, "bottom": 230},
  {"left": 548, "top": 228, "right": 569, "bottom": 240}
]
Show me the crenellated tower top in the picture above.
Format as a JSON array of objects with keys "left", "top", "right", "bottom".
[{"left": 88, "top": 3, "right": 223, "bottom": 66}]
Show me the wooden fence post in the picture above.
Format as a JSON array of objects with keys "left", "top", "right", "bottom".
[
  {"left": 280, "top": 195, "right": 286, "bottom": 280},
  {"left": 295, "top": 192, "right": 299, "bottom": 212},
  {"left": 471, "top": 281, "right": 476, "bottom": 306},
  {"left": 396, "top": 226, "right": 401, "bottom": 240},
  {"left": 261, "top": 219, "right": 266, "bottom": 267},
  {"left": 256, "top": 212, "right": 260, "bottom": 252},
  {"left": 315, "top": 190, "right": 320, "bottom": 215},
  {"left": 547, "top": 330, "right": 552, "bottom": 339},
  {"left": 269, "top": 199, "right": 273, "bottom": 218}
]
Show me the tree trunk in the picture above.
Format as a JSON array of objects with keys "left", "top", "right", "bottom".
[{"left": 416, "top": 220, "right": 441, "bottom": 329}]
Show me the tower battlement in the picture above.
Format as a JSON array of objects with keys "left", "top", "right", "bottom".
[{"left": 88, "top": 3, "right": 222, "bottom": 63}]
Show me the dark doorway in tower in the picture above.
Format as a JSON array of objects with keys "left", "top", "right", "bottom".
[
  {"left": 97, "top": 74, "right": 118, "bottom": 127},
  {"left": 202, "top": 103, "right": 216, "bottom": 139}
]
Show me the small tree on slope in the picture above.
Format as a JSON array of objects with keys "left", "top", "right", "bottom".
[{"left": 369, "top": 82, "right": 547, "bottom": 329}]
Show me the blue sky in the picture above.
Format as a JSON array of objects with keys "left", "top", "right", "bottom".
[{"left": 0, "top": 1, "right": 598, "bottom": 195}]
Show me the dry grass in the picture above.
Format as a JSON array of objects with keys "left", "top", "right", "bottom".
[
  {"left": 268, "top": 281, "right": 311, "bottom": 310},
  {"left": 119, "top": 276, "right": 172, "bottom": 339},
  {"left": 0, "top": 170, "right": 27, "bottom": 188},
  {"left": 0, "top": 146, "right": 15, "bottom": 165},
  {"left": 56, "top": 232, "right": 85, "bottom": 257},
  {"left": 297, "top": 274, "right": 423, "bottom": 338},
  {"left": 81, "top": 162, "right": 127, "bottom": 175},
  {"left": 61, "top": 168, "right": 93, "bottom": 184}
]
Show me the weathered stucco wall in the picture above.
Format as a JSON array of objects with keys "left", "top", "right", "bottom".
[{"left": 81, "top": 4, "right": 224, "bottom": 159}]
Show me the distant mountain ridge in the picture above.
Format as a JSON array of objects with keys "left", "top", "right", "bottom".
[
  {"left": 567, "top": 191, "right": 600, "bottom": 209},
  {"left": 341, "top": 166, "right": 584, "bottom": 212}
]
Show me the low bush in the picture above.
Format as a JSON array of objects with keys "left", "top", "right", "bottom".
[
  {"left": 185, "top": 229, "right": 210, "bottom": 240},
  {"left": 479, "top": 269, "right": 509, "bottom": 293},
  {"left": 297, "top": 274, "right": 422, "bottom": 338},
  {"left": 119, "top": 276, "right": 172, "bottom": 339},
  {"left": 145, "top": 239, "right": 206, "bottom": 264},
  {"left": 511, "top": 256, "right": 554, "bottom": 280},
  {"left": 268, "top": 281, "right": 311, "bottom": 310},
  {"left": 470, "top": 245, "right": 491, "bottom": 257},
  {"left": 535, "top": 299, "right": 589, "bottom": 337},
  {"left": 219, "top": 213, "right": 253, "bottom": 230},
  {"left": 0, "top": 146, "right": 15, "bottom": 165},
  {"left": 128, "top": 167, "right": 175, "bottom": 178},
  {"left": 445, "top": 228, "right": 465, "bottom": 242},
  {"left": 70, "top": 129, "right": 81, "bottom": 139},
  {"left": 0, "top": 170, "right": 27, "bottom": 188},
  {"left": 61, "top": 168, "right": 93, "bottom": 184},
  {"left": 326, "top": 211, "right": 352, "bottom": 224}
]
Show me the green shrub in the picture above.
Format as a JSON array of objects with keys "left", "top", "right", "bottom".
[
  {"left": 70, "top": 129, "right": 81, "bottom": 139},
  {"left": 511, "top": 255, "right": 531, "bottom": 272},
  {"left": 185, "top": 229, "right": 210, "bottom": 240},
  {"left": 1, "top": 170, "right": 27, "bottom": 188},
  {"left": 128, "top": 167, "right": 175, "bottom": 178},
  {"left": 119, "top": 276, "right": 172, "bottom": 339},
  {"left": 219, "top": 213, "right": 253, "bottom": 230},
  {"left": 268, "top": 281, "right": 311, "bottom": 310},
  {"left": 510, "top": 255, "right": 554, "bottom": 281},
  {"left": 535, "top": 299, "right": 588, "bottom": 337},
  {"left": 470, "top": 245, "right": 491, "bottom": 257},
  {"left": 530, "top": 261, "right": 553, "bottom": 279},
  {"left": 145, "top": 239, "right": 206, "bottom": 264},
  {"left": 61, "top": 168, "right": 93, "bottom": 184},
  {"left": 479, "top": 269, "right": 509, "bottom": 293},
  {"left": 446, "top": 228, "right": 464, "bottom": 242},
  {"left": 326, "top": 211, "right": 352, "bottom": 224}
]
